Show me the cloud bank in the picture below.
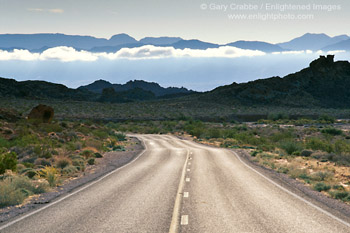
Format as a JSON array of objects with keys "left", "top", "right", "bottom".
[
  {"left": 0, "top": 45, "right": 346, "bottom": 62},
  {"left": 0, "top": 46, "right": 265, "bottom": 62}
]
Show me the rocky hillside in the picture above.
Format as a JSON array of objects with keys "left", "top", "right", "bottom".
[
  {"left": 202, "top": 55, "right": 350, "bottom": 108},
  {"left": 0, "top": 78, "right": 97, "bottom": 101},
  {"left": 79, "top": 79, "right": 194, "bottom": 97}
]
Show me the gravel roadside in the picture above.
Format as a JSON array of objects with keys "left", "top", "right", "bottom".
[
  {"left": 234, "top": 149, "right": 350, "bottom": 224},
  {"left": 0, "top": 136, "right": 144, "bottom": 224}
]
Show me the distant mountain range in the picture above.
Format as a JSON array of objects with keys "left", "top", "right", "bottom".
[
  {"left": 0, "top": 33, "right": 349, "bottom": 53},
  {"left": 277, "top": 33, "right": 350, "bottom": 51}
]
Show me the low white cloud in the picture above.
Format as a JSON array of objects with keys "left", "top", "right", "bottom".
[
  {"left": 0, "top": 49, "right": 39, "bottom": 61},
  {"left": 0, "top": 45, "right": 342, "bottom": 62},
  {"left": 40, "top": 47, "right": 98, "bottom": 62},
  {"left": 0, "top": 46, "right": 266, "bottom": 62},
  {"left": 27, "top": 8, "right": 64, "bottom": 13}
]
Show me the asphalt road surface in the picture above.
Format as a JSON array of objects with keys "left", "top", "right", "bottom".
[{"left": 1, "top": 134, "right": 350, "bottom": 233}]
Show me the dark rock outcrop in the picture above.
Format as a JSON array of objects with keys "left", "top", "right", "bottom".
[{"left": 27, "top": 105, "right": 54, "bottom": 123}]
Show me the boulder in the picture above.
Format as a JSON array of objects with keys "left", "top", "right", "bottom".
[{"left": 27, "top": 104, "right": 54, "bottom": 123}]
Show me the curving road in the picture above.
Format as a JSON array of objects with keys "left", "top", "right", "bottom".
[{"left": 1, "top": 134, "right": 350, "bottom": 232}]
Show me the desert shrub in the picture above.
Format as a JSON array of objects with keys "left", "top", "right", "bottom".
[
  {"left": 0, "top": 179, "right": 26, "bottom": 207},
  {"left": 306, "top": 138, "right": 333, "bottom": 153},
  {"left": 311, "top": 171, "right": 333, "bottom": 181},
  {"left": 94, "top": 152, "right": 103, "bottom": 158},
  {"left": 332, "top": 185, "right": 345, "bottom": 191},
  {"left": 0, "top": 137, "right": 10, "bottom": 149},
  {"left": 62, "top": 165, "right": 78, "bottom": 175},
  {"left": 321, "top": 128, "right": 342, "bottom": 136},
  {"left": 55, "top": 157, "right": 71, "bottom": 169},
  {"left": 113, "top": 145, "right": 125, "bottom": 151},
  {"left": 277, "top": 167, "right": 289, "bottom": 174},
  {"left": 81, "top": 150, "right": 93, "bottom": 158},
  {"left": 250, "top": 151, "right": 259, "bottom": 157},
  {"left": 270, "top": 131, "right": 294, "bottom": 143},
  {"left": 115, "top": 133, "right": 126, "bottom": 141},
  {"left": 38, "top": 167, "right": 58, "bottom": 187},
  {"left": 289, "top": 168, "right": 310, "bottom": 180},
  {"left": 0, "top": 152, "right": 17, "bottom": 174},
  {"left": 207, "top": 128, "right": 221, "bottom": 139},
  {"left": 0, "top": 175, "right": 48, "bottom": 208},
  {"left": 87, "top": 158, "right": 95, "bottom": 165},
  {"left": 318, "top": 114, "right": 335, "bottom": 123},
  {"left": 279, "top": 140, "right": 303, "bottom": 155},
  {"left": 334, "top": 140, "right": 350, "bottom": 154},
  {"left": 72, "top": 157, "right": 85, "bottom": 171},
  {"left": 35, "top": 158, "right": 52, "bottom": 167},
  {"left": 301, "top": 150, "right": 313, "bottom": 157},
  {"left": 313, "top": 182, "right": 331, "bottom": 192},
  {"left": 330, "top": 191, "right": 349, "bottom": 200},
  {"left": 22, "top": 169, "right": 37, "bottom": 179},
  {"left": 92, "top": 129, "right": 109, "bottom": 139}
]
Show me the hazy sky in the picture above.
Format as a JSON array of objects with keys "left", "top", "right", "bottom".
[{"left": 0, "top": 0, "right": 349, "bottom": 44}]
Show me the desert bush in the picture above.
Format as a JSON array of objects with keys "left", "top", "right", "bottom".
[
  {"left": 330, "top": 191, "right": 349, "bottom": 200},
  {"left": 38, "top": 167, "right": 58, "bottom": 187},
  {"left": 289, "top": 168, "right": 308, "bottom": 179},
  {"left": 92, "top": 129, "right": 109, "bottom": 139},
  {"left": 318, "top": 114, "right": 335, "bottom": 123},
  {"left": 311, "top": 171, "right": 333, "bottom": 181},
  {"left": 55, "top": 157, "right": 71, "bottom": 169},
  {"left": 94, "top": 152, "right": 103, "bottom": 158},
  {"left": 81, "top": 150, "right": 93, "bottom": 158},
  {"left": 332, "top": 185, "right": 345, "bottom": 191},
  {"left": 0, "top": 179, "right": 26, "bottom": 207},
  {"left": 115, "top": 133, "right": 126, "bottom": 141},
  {"left": 87, "top": 158, "right": 95, "bottom": 165},
  {"left": 277, "top": 166, "right": 289, "bottom": 174},
  {"left": 300, "top": 150, "right": 313, "bottom": 157},
  {"left": 313, "top": 182, "right": 331, "bottom": 192},
  {"left": 0, "top": 175, "right": 48, "bottom": 208},
  {"left": 334, "top": 140, "right": 350, "bottom": 154},
  {"left": 0, "top": 137, "right": 10, "bottom": 149},
  {"left": 279, "top": 140, "right": 303, "bottom": 155},
  {"left": 62, "top": 165, "right": 78, "bottom": 175},
  {"left": 250, "top": 151, "right": 259, "bottom": 157},
  {"left": 321, "top": 128, "right": 342, "bottom": 136},
  {"left": 35, "top": 158, "right": 52, "bottom": 167},
  {"left": 72, "top": 157, "right": 85, "bottom": 172},
  {"left": 207, "top": 128, "right": 221, "bottom": 139},
  {"left": 306, "top": 138, "right": 333, "bottom": 153},
  {"left": 0, "top": 152, "right": 17, "bottom": 174}
]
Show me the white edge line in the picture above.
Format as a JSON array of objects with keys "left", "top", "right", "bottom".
[
  {"left": 232, "top": 150, "right": 350, "bottom": 228},
  {"left": 0, "top": 136, "right": 148, "bottom": 231},
  {"left": 169, "top": 149, "right": 190, "bottom": 233}
]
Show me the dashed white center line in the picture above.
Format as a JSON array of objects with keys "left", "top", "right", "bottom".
[
  {"left": 186, "top": 178, "right": 190, "bottom": 182},
  {"left": 181, "top": 215, "right": 189, "bottom": 225},
  {"left": 187, "top": 169, "right": 190, "bottom": 172},
  {"left": 188, "top": 162, "right": 191, "bottom": 165},
  {"left": 184, "top": 192, "right": 189, "bottom": 198}
]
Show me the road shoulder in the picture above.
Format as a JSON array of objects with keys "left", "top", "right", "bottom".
[{"left": 0, "top": 137, "right": 144, "bottom": 224}]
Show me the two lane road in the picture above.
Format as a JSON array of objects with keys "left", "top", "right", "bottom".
[{"left": 1, "top": 135, "right": 349, "bottom": 232}]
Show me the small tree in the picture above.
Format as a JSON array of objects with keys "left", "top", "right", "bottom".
[{"left": 0, "top": 152, "right": 17, "bottom": 174}]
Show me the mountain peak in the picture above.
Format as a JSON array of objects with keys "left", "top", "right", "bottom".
[{"left": 108, "top": 34, "right": 137, "bottom": 45}]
